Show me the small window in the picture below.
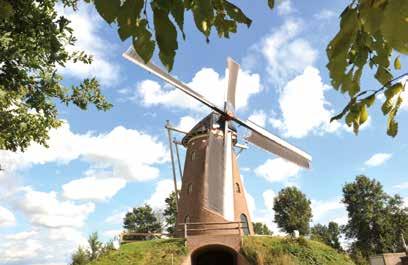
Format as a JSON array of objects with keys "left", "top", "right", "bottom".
[
  {"left": 191, "top": 151, "right": 196, "bottom": 161},
  {"left": 235, "top": 183, "right": 241, "bottom": 193},
  {"left": 240, "top": 214, "right": 250, "bottom": 235},
  {"left": 187, "top": 183, "right": 193, "bottom": 194},
  {"left": 185, "top": 215, "right": 190, "bottom": 223}
]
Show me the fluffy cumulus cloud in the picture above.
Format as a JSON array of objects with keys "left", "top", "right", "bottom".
[
  {"left": 136, "top": 67, "right": 262, "bottom": 112},
  {"left": 260, "top": 19, "right": 317, "bottom": 86},
  {"left": 311, "top": 198, "right": 347, "bottom": 225},
  {"left": 248, "top": 110, "right": 267, "bottom": 127},
  {"left": 57, "top": 4, "right": 119, "bottom": 85},
  {"left": 62, "top": 170, "right": 127, "bottom": 201},
  {"left": 269, "top": 67, "right": 341, "bottom": 138},
  {"left": 364, "top": 153, "right": 392, "bottom": 167},
  {"left": 255, "top": 158, "right": 302, "bottom": 183},
  {"left": 0, "top": 205, "right": 15, "bottom": 227},
  {"left": 145, "top": 179, "right": 177, "bottom": 210},
  {"left": 14, "top": 187, "right": 95, "bottom": 228},
  {"left": 176, "top": 115, "right": 200, "bottom": 132},
  {"left": 277, "top": 0, "right": 294, "bottom": 16},
  {"left": 394, "top": 182, "right": 408, "bottom": 190},
  {"left": 0, "top": 227, "right": 87, "bottom": 265},
  {"left": 0, "top": 122, "right": 168, "bottom": 186}
]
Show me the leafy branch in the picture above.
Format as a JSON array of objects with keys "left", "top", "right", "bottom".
[{"left": 327, "top": 0, "right": 408, "bottom": 137}]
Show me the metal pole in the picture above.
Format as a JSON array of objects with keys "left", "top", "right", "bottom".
[
  {"left": 173, "top": 138, "right": 183, "bottom": 179},
  {"left": 166, "top": 120, "right": 179, "bottom": 212}
]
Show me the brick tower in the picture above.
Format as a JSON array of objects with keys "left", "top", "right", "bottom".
[{"left": 176, "top": 113, "right": 254, "bottom": 236}]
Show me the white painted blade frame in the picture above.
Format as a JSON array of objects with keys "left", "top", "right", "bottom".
[
  {"left": 123, "top": 47, "right": 224, "bottom": 114},
  {"left": 226, "top": 58, "right": 239, "bottom": 111},
  {"left": 239, "top": 119, "right": 312, "bottom": 168}
]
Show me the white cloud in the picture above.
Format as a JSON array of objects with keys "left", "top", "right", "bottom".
[
  {"left": 260, "top": 19, "right": 317, "bottom": 85},
  {"left": 104, "top": 210, "right": 128, "bottom": 225},
  {"left": 136, "top": 67, "right": 261, "bottom": 112},
  {"left": 269, "top": 67, "right": 341, "bottom": 138},
  {"left": 277, "top": 0, "right": 294, "bottom": 16},
  {"left": 262, "top": 189, "right": 276, "bottom": 210},
  {"left": 311, "top": 198, "right": 347, "bottom": 225},
  {"left": 255, "top": 158, "right": 301, "bottom": 183},
  {"left": 0, "top": 205, "right": 16, "bottom": 227},
  {"left": 62, "top": 171, "right": 126, "bottom": 201},
  {"left": 248, "top": 110, "right": 267, "bottom": 127},
  {"left": 57, "top": 4, "right": 119, "bottom": 85},
  {"left": 5, "top": 230, "right": 38, "bottom": 240},
  {"left": 394, "top": 182, "right": 408, "bottom": 190},
  {"left": 176, "top": 115, "right": 200, "bottom": 132},
  {"left": 103, "top": 229, "right": 122, "bottom": 239},
  {"left": 0, "top": 122, "right": 168, "bottom": 185},
  {"left": 364, "top": 153, "right": 392, "bottom": 167},
  {"left": 314, "top": 9, "right": 336, "bottom": 20},
  {"left": 14, "top": 187, "right": 95, "bottom": 228},
  {"left": 0, "top": 227, "right": 87, "bottom": 265},
  {"left": 145, "top": 179, "right": 176, "bottom": 210}
]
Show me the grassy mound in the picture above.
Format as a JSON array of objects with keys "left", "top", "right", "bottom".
[
  {"left": 89, "top": 239, "right": 187, "bottom": 265},
  {"left": 89, "top": 236, "right": 354, "bottom": 265},
  {"left": 241, "top": 236, "right": 355, "bottom": 265}
]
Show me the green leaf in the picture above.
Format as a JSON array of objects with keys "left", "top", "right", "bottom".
[
  {"left": 268, "top": 0, "right": 275, "bottom": 9},
  {"left": 362, "top": 94, "right": 376, "bottom": 107},
  {"left": 191, "top": 0, "right": 214, "bottom": 38},
  {"left": 387, "top": 118, "right": 398, "bottom": 137},
  {"left": 384, "top": 83, "right": 403, "bottom": 99},
  {"left": 380, "top": 0, "right": 408, "bottom": 54},
  {"left": 359, "top": 5, "right": 383, "bottom": 34},
  {"left": 0, "top": 0, "right": 14, "bottom": 18},
  {"left": 117, "top": 0, "right": 144, "bottom": 41},
  {"left": 152, "top": 5, "right": 178, "bottom": 71},
  {"left": 359, "top": 104, "right": 368, "bottom": 124},
  {"left": 394, "top": 56, "right": 401, "bottom": 70},
  {"left": 132, "top": 20, "right": 155, "bottom": 63},
  {"left": 170, "top": 0, "right": 185, "bottom": 38},
  {"left": 214, "top": 13, "right": 237, "bottom": 38},
  {"left": 224, "top": 1, "right": 252, "bottom": 27},
  {"left": 381, "top": 99, "right": 392, "bottom": 115},
  {"left": 374, "top": 67, "right": 393, "bottom": 86},
  {"left": 94, "top": 0, "right": 121, "bottom": 24}
]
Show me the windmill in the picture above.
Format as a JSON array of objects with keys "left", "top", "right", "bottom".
[{"left": 123, "top": 47, "right": 312, "bottom": 237}]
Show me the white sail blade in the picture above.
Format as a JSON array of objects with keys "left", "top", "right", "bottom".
[
  {"left": 123, "top": 47, "right": 223, "bottom": 113},
  {"left": 226, "top": 58, "right": 239, "bottom": 111},
  {"left": 237, "top": 119, "right": 312, "bottom": 168}
]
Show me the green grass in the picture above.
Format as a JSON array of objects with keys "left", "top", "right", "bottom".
[
  {"left": 241, "top": 236, "right": 355, "bottom": 265},
  {"left": 89, "top": 239, "right": 187, "bottom": 265},
  {"left": 89, "top": 236, "right": 354, "bottom": 265}
]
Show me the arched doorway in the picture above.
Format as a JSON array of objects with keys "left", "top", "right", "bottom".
[{"left": 192, "top": 245, "right": 237, "bottom": 265}]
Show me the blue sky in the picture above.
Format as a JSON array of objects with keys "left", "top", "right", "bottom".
[{"left": 1, "top": 0, "right": 408, "bottom": 264}]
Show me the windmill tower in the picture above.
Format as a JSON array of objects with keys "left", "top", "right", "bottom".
[{"left": 123, "top": 48, "right": 312, "bottom": 238}]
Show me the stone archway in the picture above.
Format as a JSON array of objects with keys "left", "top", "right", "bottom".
[{"left": 191, "top": 244, "right": 237, "bottom": 265}]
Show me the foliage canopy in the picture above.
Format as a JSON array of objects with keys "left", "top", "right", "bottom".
[
  {"left": 0, "top": 0, "right": 111, "bottom": 152},
  {"left": 273, "top": 186, "right": 312, "bottom": 236}
]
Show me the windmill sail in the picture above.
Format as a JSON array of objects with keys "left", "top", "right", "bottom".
[
  {"left": 123, "top": 47, "right": 223, "bottom": 114},
  {"left": 236, "top": 119, "right": 312, "bottom": 169},
  {"left": 226, "top": 58, "right": 239, "bottom": 112}
]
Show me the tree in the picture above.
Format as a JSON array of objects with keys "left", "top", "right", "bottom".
[
  {"left": 123, "top": 204, "right": 163, "bottom": 236},
  {"left": 0, "top": 0, "right": 111, "bottom": 152},
  {"left": 86, "top": 0, "right": 407, "bottom": 136},
  {"left": 342, "top": 175, "right": 408, "bottom": 259},
  {"left": 163, "top": 191, "right": 177, "bottom": 235},
  {"left": 87, "top": 232, "right": 103, "bottom": 261},
  {"left": 273, "top": 187, "right": 312, "bottom": 236},
  {"left": 252, "top": 222, "right": 273, "bottom": 235},
  {"left": 70, "top": 247, "right": 89, "bottom": 265},
  {"left": 311, "top": 222, "right": 342, "bottom": 251}
]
